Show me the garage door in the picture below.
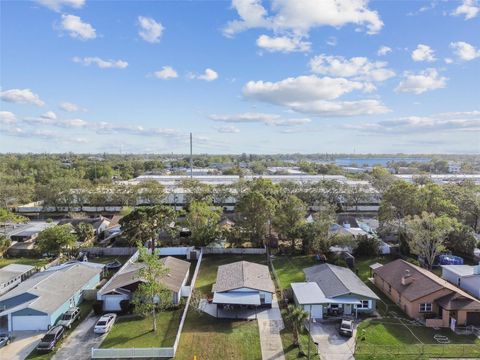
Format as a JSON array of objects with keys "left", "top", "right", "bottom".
[
  {"left": 304, "top": 305, "right": 323, "bottom": 319},
  {"left": 12, "top": 315, "right": 49, "bottom": 331},
  {"left": 466, "top": 312, "right": 480, "bottom": 326},
  {"left": 103, "top": 295, "right": 126, "bottom": 311}
]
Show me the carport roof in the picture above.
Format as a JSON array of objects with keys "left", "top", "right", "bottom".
[
  {"left": 291, "top": 282, "right": 327, "bottom": 304},
  {"left": 212, "top": 292, "right": 261, "bottom": 305}
]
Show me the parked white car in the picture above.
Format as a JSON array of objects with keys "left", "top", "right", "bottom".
[
  {"left": 57, "top": 307, "right": 80, "bottom": 329},
  {"left": 94, "top": 313, "right": 117, "bottom": 334}
]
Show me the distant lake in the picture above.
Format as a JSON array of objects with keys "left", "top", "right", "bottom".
[{"left": 335, "top": 157, "right": 431, "bottom": 167}]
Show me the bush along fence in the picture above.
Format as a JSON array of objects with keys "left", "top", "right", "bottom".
[
  {"left": 202, "top": 246, "right": 266, "bottom": 255},
  {"left": 91, "top": 249, "right": 204, "bottom": 359}
]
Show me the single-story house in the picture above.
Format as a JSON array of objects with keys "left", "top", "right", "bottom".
[
  {"left": 0, "top": 261, "right": 103, "bottom": 331},
  {"left": 298, "top": 263, "right": 379, "bottom": 318},
  {"left": 58, "top": 216, "right": 110, "bottom": 236},
  {"left": 212, "top": 261, "right": 275, "bottom": 310},
  {"left": 442, "top": 264, "right": 480, "bottom": 299},
  {"left": 0, "top": 264, "right": 36, "bottom": 296},
  {"left": 98, "top": 256, "right": 190, "bottom": 312},
  {"left": 373, "top": 259, "right": 480, "bottom": 327},
  {"left": 6, "top": 221, "right": 56, "bottom": 242}
]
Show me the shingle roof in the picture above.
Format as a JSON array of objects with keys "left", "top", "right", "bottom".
[
  {"left": 304, "top": 263, "right": 379, "bottom": 300},
  {"left": 99, "top": 256, "right": 190, "bottom": 295},
  {"left": 374, "top": 259, "right": 480, "bottom": 305},
  {"left": 212, "top": 261, "right": 275, "bottom": 293},
  {"left": 437, "top": 292, "right": 480, "bottom": 311}
]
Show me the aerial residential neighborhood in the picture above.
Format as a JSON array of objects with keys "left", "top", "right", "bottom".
[{"left": 1, "top": 0, "right": 479, "bottom": 360}]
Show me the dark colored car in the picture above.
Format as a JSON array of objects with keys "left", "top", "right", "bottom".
[
  {"left": 35, "top": 326, "right": 64, "bottom": 352},
  {"left": 0, "top": 333, "right": 11, "bottom": 347},
  {"left": 105, "top": 260, "right": 122, "bottom": 270}
]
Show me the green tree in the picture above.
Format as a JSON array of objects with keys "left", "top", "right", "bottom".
[
  {"left": 179, "top": 179, "right": 212, "bottom": 206},
  {"left": 131, "top": 246, "right": 170, "bottom": 332},
  {"left": 284, "top": 304, "right": 308, "bottom": 347},
  {"left": 136, "top": 180, "right": 165, "bottom": 205},
  {"left": 344, "top": 183, "right": 370, "bottom": 214},
  {"left": 406, "top": 212, "right": 455, "bottom": 269},
  {"left": 75, "top": 223, "right": 95, "bottom": 242},
  {"left": 119, "top": 205, "right": 176, "bottom": 250},
  {"left": 369, "top": 167, "right": 396, "bottom": 194},
  {"left": 36, "top": 224, "right": 77, "bottom": 256},
  {"left": 0, "top": 235, "right": 11, "bottom": 255},
  {"left": 301, "top": 205, "right": 336, "bottom": 254},
  {"left": 444, "top": 221, "right": 477, "bottom": 257},
  {"left": 274, "top": 195, "right": 306, "bottom": 251},
  {"left": 186, "top": 201, "right": 222, "bottom": 246}
]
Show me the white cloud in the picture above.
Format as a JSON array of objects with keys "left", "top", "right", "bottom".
[
  {"left": 450, "top": 41, "right": 480, "bottom": 61},
  {"left": 326, "top": 37, "right": 337, "bottom": 46},
  {"left": 137, "top": 16, "right": 164, "bottom": 43},
  {"left": 36, "top": 0, "right": 84, "bottom": 12},
  {"left": 41, "top": 111, "right": 57, "bottom": 120},
  {"left": 309, "top": 54, "right": 395, "bottom": 82},
  {"left": 153, "top": 66, "right": 178, "bottom": 79},
  {"left": 0, "top": 111, "right": 17, "bottom": 125},
  {"left": 285, "top": 99, "right": 390, "bottom": 117},
  {"left": 224, "top": 0, "right": 383, "bottom": 37},
  {"left": 411, "top": 44, "right": 436, "bottom": 62},
  {"left": 377, "top": 46, "right": 392, "bottom": 56},
  {"left": 194, "top": 68, "right": 219, "bottom": 81},
  {"left": 0, "top": 88, "right": 45, "bottom": 107},
  {"left": 215, "top": 125, "right": 241, "bottom": 133},
  {"left": 444, "top": 58, "right": 454, "bottom": 64},
  {"left": 59, "top": 102, "right": 86, "bottom": 112},
  {"left": 451, "top": 0, "right": 479, "bottom": 20},
  {"left": 60, "top": 14, "right": 96, "bottom": 40},
  {"left": 60, "top": 118, "right": 88, "bottom": 127},
  {"left": 73, "top": 56, "right": 128, "bottom": 69},
  {"left": 2, "top": 127, "right": 60, "bottom": 139},
  {"left": 256, "top": 34, "right": 310, "bottom": 53},
  {"left": 210, "top": 112, "right": 311, "bottom": 126},
  {"left": 395, "top": 68, "right": 447, "bottom": 94},
  {"left": 345, "top": 111, "right": 480, "bottom": 133}
]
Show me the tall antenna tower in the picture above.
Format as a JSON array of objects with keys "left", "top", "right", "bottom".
[{"left": 189, "top": 132, "right": 193, "bottom": 178}]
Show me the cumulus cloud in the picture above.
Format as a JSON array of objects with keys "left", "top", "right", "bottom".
[
  {"left": 0, "top": 88, "right": 45, "bottom": 107},
  {"left": 256, "top": 34, "right": 310, "bottom": 53},
  {"left": 224, "top": 0, "right": 383, "bottom": 37},
  {"left": 377, "top": 46, "right": 392, "bottom": 56},
  {"left": 1, "top": 127, "right": 60, "bottom": 139},
  {"left": 344, "top": 111, "right": 480, "bottom": 133},
  {"left": 41, "top": 111, "right": 57, "bottom": 120},
  {"left": 73, "top": 56, "right": 128, "bottom": 69},
  {"left": 137, "top": 16, "right": 164, "bottom": 43},
  {"left": 309, "top": 54, "right": 395, "bottom": 82},
  {"left": 60, "top": 102, "right": 86, "bottom": 112},
  {"left": 450, "top": 41, "right": 480, "bottom": 61},
  {"left": 451, "top": 0, "right": 479, "bottom": 20},
  {"left": 153, "top": 66, "right": 178, "bottom": 79},
  {"left": 411, "top": 44, "right": 436, "bottom": 62},
  {"left": 395, "top": 68, "right": 447, "bottom": 94},
  {"left": 210, "top": 112, "right": 311, "bottom": 126},
  {"left": 192, "top": 68, "right": 219, "bottom": 81},
  {"left": 215, "top": 125, "right": 241, "bottom": 133},
  {"left": 0, "top": 111, "right": 17, "bottom": 125},
  {"left": 60, "top": 14, "right": 96, "bottom": 40},
  {"left": 36, "top": 0, "right": 84, "bottom": 11}
]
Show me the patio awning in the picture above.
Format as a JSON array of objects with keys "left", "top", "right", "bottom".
[
  {"left": 329, "top": 297, "right": 362, "bottom": 305},
  {"left": 213, "top": 292, "right": 261, "bottom": 305}
]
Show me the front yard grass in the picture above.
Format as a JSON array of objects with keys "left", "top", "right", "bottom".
[
  {"left": 100, "top": 307, "right": 183, "bottom": 348},
  {"left": 0, "top": 257, "right": 51, "bottom": 269},
  {"left": 175, "top": 254, "right": 265, "bottom": 360},
  {"left": 26, "top": 300, "right": 94, "bottom": 360}
]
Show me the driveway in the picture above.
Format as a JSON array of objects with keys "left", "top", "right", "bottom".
[
  {"left": 0, "top": 331, "right": 44, "bottom": 360},
  {"left": 309, "top": 322, "right": 356, "bottom": 360},
  {"left": 257, "top": 294, "right": 285, "bottom": 360},
  {"left": 52, "top": 312, "right": 106, "bottom": 360}
]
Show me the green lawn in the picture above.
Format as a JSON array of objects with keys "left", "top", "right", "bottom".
[
  {"left": 26, "top": 301, "right": 94, "bottom": 360},
  {"left": 271, "top": 255, "right": 318, "bottom": 289},
  {"left": 0, "top": 257, "right": 51, "bottom": 269},
  {"left": 101, "top": 307, "right": 183, "bottom": 348},
  {"left": 175, "top": 254, "right": 265, "bottom": 360}
]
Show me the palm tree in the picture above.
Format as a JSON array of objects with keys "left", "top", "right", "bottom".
[{"left": 284, "top": 304, "right": 308, "bottom": 347}]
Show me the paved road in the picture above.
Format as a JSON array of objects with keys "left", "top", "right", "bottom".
[
  {"left": 310, "top": 322, "right": 356, "bottom": 360},
  {"left": 52, "top": 312, "right": 105, "bottom": 360},
  {"left": 0, "top": 331, "right": 44, "bottom": 360},
  {"left": 257, "top": 294, "right": 286, "bottom": 360}
]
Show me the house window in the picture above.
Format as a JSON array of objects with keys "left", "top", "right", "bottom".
[
  {"left": 330, "top": 304, "right": 339, "bottom": 309},
  {"left": 356, "top": 300, "right": 370, "bottom": 309},
  {"left": 457, "top": 278, "right": 461, "bottom": 286},
  {"left": 388, "top": 284, "right": 392, "bottom": 294},
  {"left": 420, "top": 303, "right": 432, "bottom": 312}
]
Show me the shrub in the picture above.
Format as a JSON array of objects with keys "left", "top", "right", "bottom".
[{"left": 93, "top": 300, "right": 104, "bottom": 315}]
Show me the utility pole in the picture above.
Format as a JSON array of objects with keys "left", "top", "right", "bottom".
[{"left": 189, "top": 132, "right": 193, "bottom": 178}]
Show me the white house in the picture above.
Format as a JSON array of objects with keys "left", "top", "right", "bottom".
[
  {"left": 0, "top": 264, "right": 36, "bottom": 296},
  {"left": 98, "top": 256, "right": 190, "bottom": 312},
  {"left": 212, "top": 261, "right": 275, "bottom": 311},
  {"left": 442, "top": 264, "right": 480, "bottom": 299}
]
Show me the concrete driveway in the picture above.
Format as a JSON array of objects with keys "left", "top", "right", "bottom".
[
  {"left": 52, "top": 312, "right": 106, "bottom": 360},
  {"left": 309, "top": 322, "right": 356, "bottom": 360},
  {"left": 0, "top": 331, "right": 44, "bottom": 360}
]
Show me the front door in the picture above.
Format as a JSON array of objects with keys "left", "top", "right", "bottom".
[{"left": 344, "top": 304, "right": 352, "bottom": 315}]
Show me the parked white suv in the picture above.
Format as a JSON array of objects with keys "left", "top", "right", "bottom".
[
  {"left": 57, "top": 307, "right": 81, "bottom": 329},
  {"left": 339, "top": 319, "right": 354, "bottom": 337},
  {"left": 94, "top": 313, "right": 117, "bottom": 334}
]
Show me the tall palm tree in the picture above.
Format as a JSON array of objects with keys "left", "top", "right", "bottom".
[{"left": 285, "top": 304, "right": 308, "bottom": 346}]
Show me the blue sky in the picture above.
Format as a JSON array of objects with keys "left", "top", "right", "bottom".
[{"left": 1, "top": 0, "right": 479, "bottom": 154}]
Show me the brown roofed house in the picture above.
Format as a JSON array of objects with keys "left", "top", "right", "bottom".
[{"left": 373, "top": 259, "right": 480, "bottom": 327}]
